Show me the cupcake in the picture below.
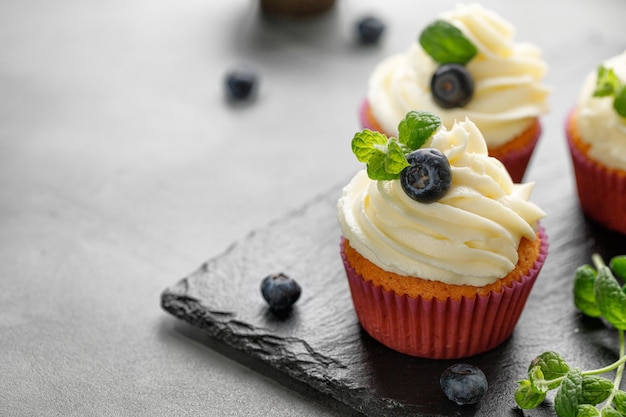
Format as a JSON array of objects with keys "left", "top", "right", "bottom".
[
  {"left": 566, "top": 50, "right": 626, "bottom": 235},
  {"left": 338, "top": 111, "right": 548, "bottom": 359},
  {"left": 360, "top": 4, "right": 550, "bottom": 182}
]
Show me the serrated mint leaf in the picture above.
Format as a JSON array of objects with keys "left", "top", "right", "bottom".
[
  {"left": 386, "top": 140, "right": 410, "bottom": 174},
  {"left": 601, "top": 406, "right": 623, "bottom": 417},
  {"left": 352, "top": 129, "right": 389, "bottom": 163},
  {"left": 594, "top": 66, "right": 621, "bottom": 97},
  {"left": 613, "top": 390, "right": 626, "bottom": 414},
  {"left": 397, "top": 111, "right": 441, "bottom": 151},
  {"left": 577, "top": 404, "right": 601, "bottom": 417},
  {"left": 366, "top": 152, "right": 399, "bottom": 180},
  {"left": 613, "top": 86, "right": 626, "bottom": 118},
  {"left": 514, "top": 379, "right": 546, "bottom": 410},
  {"left": 529, "top": 351, "right": 571, "bottom": 390},
  {"left": 579, "top": 376, "right": 614, "bottom": 405},
  {"left": 419, "top": 20, "right": 477, "bottom": 65},
  {"left": 574, "top": 265, "right": 602, "bottom": 318},
  {"left": 594, "top": 265, "right": 626, "bottom": 330},
  {"left": 554, "top": 368, "right": 582, "bottom": 417},
  {"left": 610, "top": 256, "right": 626, "bottom": 280},
  {"left": 529, "top": 366, "right": 549, "bottom": 394}
]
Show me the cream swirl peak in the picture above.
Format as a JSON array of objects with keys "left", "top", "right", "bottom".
[
  {"left": 337, "top": 117, "right": 545, "bottom": 286},
  {"left": 576, "top": 50, "right": 626, "bottom": 170},
  {"left": 367, "top": 3, "right": 550, "bottom": 147}
]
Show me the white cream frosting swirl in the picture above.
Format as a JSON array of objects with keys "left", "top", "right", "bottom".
[
  {"left": 576, "top": 50, "right": 626, "bottom": 170},
  {"left": 337, "top": 118, "right": 545, "bottom": 286},
  {"left": 367, "top": 3, "right": 550, "bottom": 147}
]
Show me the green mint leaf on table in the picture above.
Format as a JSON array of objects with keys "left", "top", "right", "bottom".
[
  {"left": 601, "top": 406, "right": 623, "bottom": 417},
  {"left": 397, "top": 111, "right": 441, "bottom": 150},
  {"left": 614, "top": 390, "right": 626, "bottom": 414},
  {"left": 529, "top": 351, "right": 571, "bottom": 390},
  {"left": 609, "top": 256, "right": 626, "bottom": 280},
  {"left": 580, "top": 376, "right": 615, "bottom": 405},
  {"left": 577, "top": 404, "right": 601, "bottom": 417},
  {"left": 554, "top": 368, "right": 583, "bottom": 417},
  {"left": 514, "top": 254, "right": 626, "bottom": 417},
  {"left": 574, "top": 265, "right": 602, "bottom": 318},
  {"left": 515, "top": 379, "right": 546, "bottom": 409},
  {"left": 593, "top": 260, "right": 626, "bottom": 330},
  {"left": 418, "top": 20, "right": 477, "bottom": 65},
  {"left": 613, "top": 86, "right": 626, "bottom": 118}
]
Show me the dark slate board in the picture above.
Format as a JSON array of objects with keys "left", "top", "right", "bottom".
[{"left": 161, "top": 178, "right": 626, "bottom": 417}]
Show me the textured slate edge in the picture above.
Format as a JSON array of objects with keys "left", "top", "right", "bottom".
[{"left": 160, "top": 188, "right": 415, "bottom": 416}]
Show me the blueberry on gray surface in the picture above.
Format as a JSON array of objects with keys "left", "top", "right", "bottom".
[
  {"left": 260, "top": 273, "right": 301, "bottom": 311},
  {"left": 225, "top": 68, "right": 257, "bottom": 100},
  {"left": 440, "top": 363, "right": 488, "bottom": 405},
  {"left": 357, "top": 16, "right": 385, "bottom": 44},
  {"left": 400, "top": 148, "right": 451, "bottom": 203},
  {"left": 431, "top": 63, "right": 474, "bottom": 108}
]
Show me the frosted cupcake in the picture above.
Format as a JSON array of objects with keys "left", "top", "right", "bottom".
[
  {"left": 360, "top": 4, "right": 550, "bottom": 182},
  {"left": 566, "top": 50, "right": 626, "bottom": 235},
  {"left": 338, "top": 111, "right": 548, "bottom": 359}
]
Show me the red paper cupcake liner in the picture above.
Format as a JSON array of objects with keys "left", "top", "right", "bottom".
[
  {"left": 340, "top": 227, "right": 548, "bottom": 359},
  {"left": 358, "top": 98, "right": 541, "bottom": 183},
  {"left": 566, "top": 110, "right": 626, "bottom": 235}
]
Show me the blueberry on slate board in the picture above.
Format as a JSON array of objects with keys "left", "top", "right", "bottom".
[
  {"left": 431, "top": 63, "right": 474, "bottom": 108},
  {"left": 400, "top": 148, "right": 451, "bottom": 203},
  {"left": 357, "top": 16, "right": 385, "bottom": 44},
  {"left": 440, "top": 363, "right": 488, "bottom": 405},
  {"left": 260, "top": 273, "right": 301, "bottom": 311},
  {"left": 225, "top": 67, "right": 258, "bottom": 100}
]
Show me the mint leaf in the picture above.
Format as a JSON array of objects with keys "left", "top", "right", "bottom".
[
  {"left": 579, "top": 376, "right": 614, "bottom": 405},
  {"left": 613, "top": 390, "right": 626, "bottom": 414},
  {"left": 529, "top": 351, "right": 571, "bottom": 390},
  {"left": 610, "top": 256, "right": 626, "bottom": 280},
  {"left": 419, "top": 20, "right": 477, "bottom": 65},
  {"left": 529, "top": 366, "right": 549, "bottom": 394},
  {"left": 554, "top": 368, "right": 582, "bottom": 417},
  {"left": 366, "top": 152, "right": 398, "bottom": 181},
  {"left": 574, "top": 265, "right": 602, "bottom": 318},
  {"left": 594, "top": 265, "right": 626, "bottom": 330},
  {"left": 398, "top": 111, "right": 441, "bottom": 151},
  {"left": 613, "top": 86, "right": 626, "bottom": 118},
  {"left": 578, "top": 405, "right": 602, "bottom": 417},
  {"left": 577, "top": 405, "right": 601, "bottom": 417},
  {"left": 352, "top": 129, "right": 389, "bottom": 163},
  {"left": 601, "top": 406, "right": 623, "bottom": 417},
  {"left": 514, "top": 379, "right": 546, "bottom": 409},
  {"left": 594, "top": 66, "right": 621, "bottom": 97}
]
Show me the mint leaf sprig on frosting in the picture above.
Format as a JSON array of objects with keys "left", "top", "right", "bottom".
[
  {"left": 351, "top": 111, "right": 441, "bottom": 180},
  {"left": 418, "top": 20, "right": 477, "bottom": 65},
  {"left": 514, "top": 254, "right": 626, "bottom": 417},
  {"left": 593, "top": 65, "right": 626, "bottom": 118}
]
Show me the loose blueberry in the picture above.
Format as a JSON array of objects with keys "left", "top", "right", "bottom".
[
  {"left": 400, "top": 148, "right": 451, "bottom": 203},
  {"left": 225, "top": 67, "right": 258, "bottom": 100},
  {"left": 440, "top": 363, "right": 488, "bottom": 405},
  {"left": 357, "top": 16, "right": 385, "bottom": 44},
  {"left": 260, "top": 273, "right": 301, "bottom": 311},
  {"left": 431, "top": 63, "right": 474, "bottom": 108}
]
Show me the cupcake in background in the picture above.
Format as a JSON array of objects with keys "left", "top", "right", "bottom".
[
  {"left": 566, "top": 50, "right": 626, "bottom": 235},
  {"left": 360, "top": 4, "right": 550, "bottom": 182},
  {"left": 338, "top": 111, "right": 548, "bottom": 359}
]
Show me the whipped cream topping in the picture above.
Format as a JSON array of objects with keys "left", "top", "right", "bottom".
[
  {"left": 367, "top": 3, "right": 550, "bottom": 147},
  {"left": 576, "top": 50, "right": 626, "bottom": 171},
  {"left": 337, "top": 118, "right": 545, "bottom": 286}
]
